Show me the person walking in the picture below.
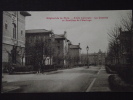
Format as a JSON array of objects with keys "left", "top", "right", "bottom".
[{"left": 37, "top": 62, "right": 41, "bottom": 74}]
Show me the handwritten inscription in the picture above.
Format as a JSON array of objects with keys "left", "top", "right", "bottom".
[{"left": 46, "top": 17, "right": 108, "bottom": 22}]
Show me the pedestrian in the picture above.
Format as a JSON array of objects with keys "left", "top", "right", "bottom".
[{"left": 37, "top": 62, "right": 41, "bottom": 74}]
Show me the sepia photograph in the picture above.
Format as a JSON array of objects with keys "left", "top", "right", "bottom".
[{"left": 1, "top": 10, "right": 133, "bottom": 93}]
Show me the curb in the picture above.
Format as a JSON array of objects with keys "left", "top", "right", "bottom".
[
  {"left": 2, "top": 86, "right": 21, "bottom": 93},
  {"left": 46, "top": 70, "right": 62, "bottom": 75}
]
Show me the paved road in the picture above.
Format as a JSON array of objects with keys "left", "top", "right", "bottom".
[{"left": 2, "top": 65, "right": 111, "bottom": 93}]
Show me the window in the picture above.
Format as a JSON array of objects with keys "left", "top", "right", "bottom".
[
  {"left": 49, "top": 34, "right": 51, "bottom": 37},
  {"left": 57, "top": 46, "right": 60, "bottom": 53},
  {"left": 12, "top": 23, "right": 16, "bottom": 39},
  {"left": 21, "top": 30, "right": 23, "bottom": 36},
  {"left": 5, "top": 23, "right": 8, "bottom": 30},
  {"left": 57, "top": 40, "right": 60, "bottom": 43},
  {"left": 57, "top": 46, "right": 60, "bottom": 50}
]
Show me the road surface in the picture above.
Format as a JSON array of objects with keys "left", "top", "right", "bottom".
[{"left": 2, "top": 65, "right": 111, "bottom": 93}]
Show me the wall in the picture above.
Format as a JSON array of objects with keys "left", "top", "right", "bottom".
[
  {"left": 53, "top": 39, "right": 65, "bottom": 66},
  {"left": 68, "top": 48, "right": 80, "bottom": 66},
  {"left": 25, "top": 32, "right": 52, "bottom": 65},
  {"left": 2, "top": 11, "right": 27, "bottom": 68},
  {"left": 3, "top": 11, "right": 25, "bottom": 47}
]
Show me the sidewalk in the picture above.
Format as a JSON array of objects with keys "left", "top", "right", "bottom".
[{"left": 86, "top": 66, "right": 111, "bottom": 92}]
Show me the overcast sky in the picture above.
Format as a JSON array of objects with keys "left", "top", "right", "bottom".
[{"left": 25, "top": 10, "right": 132, "bottom": 54}]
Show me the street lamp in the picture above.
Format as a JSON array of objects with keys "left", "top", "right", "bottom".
[{"left": 86, "top": 46, "right": 89, "bottom": 68}]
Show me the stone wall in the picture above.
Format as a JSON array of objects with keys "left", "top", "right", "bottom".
[{"left": 2, "top": 11, "right": 28, "bottom": 69}]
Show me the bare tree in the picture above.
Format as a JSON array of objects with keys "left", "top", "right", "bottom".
[
  {"left": 106, "top": 12, "right": 133, "bottom": 81},
  {"left": 30, "top": 37, "right": 54, "bottom": 71},
  {"left": 120, "top": 12, "right": 132, "bottom": 31}
]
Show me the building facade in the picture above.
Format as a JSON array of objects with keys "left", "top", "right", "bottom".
[
  {"left": 2, "top": 11, "right": 31, "bottom": 70},
  {"left": 88, "top": 49, "right": 106, "bottom": 65},
  {"left": 118, "top": 28, "right": 132, "bottom": 66},
  {"left": 88, "top": 53, "right": 98, "bottom": 65},
  {"left": 25, "top": 29, "right": 54, "bottom": 66},
  {"left": 67, "top": 43, "right": 82, "bottom": 67},
  {"left": 53, "top": 31, "right": 69, "bottom": 67}
]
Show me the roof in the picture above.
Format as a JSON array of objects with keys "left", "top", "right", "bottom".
[
  {"left": 88, "top": 53, "right": 98, "bottom": 56},
  {"left": 20, "top": 11, "right": 31, "bottom": 16},
  {"left": 26, "top": 29, "right": 53, "bottom": 34},
  {"left": 69, "top": 45, "right": 81, "bottom": 49},
  {"left": 121, "top": 31, "right": 132, "bottom": 34},
  {"left": 54, "top": 34, "right": 65, "bottom": 39}
]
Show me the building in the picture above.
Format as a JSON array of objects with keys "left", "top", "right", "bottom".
[
  {"left": 25, "top": 29, "right": 54, "bottom": 67},
  {"left": 88, "top": 49, "right": 106, "bottom": 65},
  {"left": 81, "top": 53, "right": 88, "bottom": 65},
  {"left": 67, "top": 43, "right": 82, "bottom": 67},
  {"left": 2, "top": 11, "right": 31, "bottom": 70},
  {"left": 88, "top": 53, "right": 98, "bottom": 65},
  {"left": 25, "top": 30, "right": 81, "bottom": 69},
  {"left": 53, "top": 31, "right": 69, "bottom": 67},
  {"left": 118, "top": 28, "right": 132, "bottom": 66}
]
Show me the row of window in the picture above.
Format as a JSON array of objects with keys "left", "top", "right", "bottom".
[{"left": 5, "top": 23, "right": 23, "bottom": 39}]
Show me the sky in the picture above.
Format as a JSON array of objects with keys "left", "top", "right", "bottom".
[{"left": 25, "top": 10, "right": 132, "bottom": 54}]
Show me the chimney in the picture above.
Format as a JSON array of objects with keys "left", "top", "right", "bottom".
[
  {"left": 79, "top": 43, "right": 80, "bottom": 49},
  {"left": 64, "top": 31, "right": 66, "bottom": 35},
  {"left": 64, "top": 31, "right": 67, "bottom": 38}
]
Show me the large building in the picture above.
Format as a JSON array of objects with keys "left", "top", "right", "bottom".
[
  {"left": 88, "top": 49, "right": 106, "bottom": 65},
  {"left": 25, "top": 29, "right": 54, "bottom": 66},
  {"left": 67, "top": 43, "right": 82, "bottom": 67},
  {"left": 2, "top": 11, "right": 31, "bottom": 69},
  {"left": 118, "top": 28, "right": 132, "bottom": 66},
  {"left": 53, "top": 31, "right": 69, "bottom": 67}
]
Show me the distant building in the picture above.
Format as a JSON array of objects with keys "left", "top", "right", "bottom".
[
  {"left": 53, "top": 31, "right": 69, "bottom": 67},
  {"left": 2, "top": 11, "right": 31, "bottom": 69},
  {"left": 68, "top": 43, "right": 82, "bottom": 66},
  {"left": 81, "top": 53, "right": 88, "bottom": 65},
  {"left": 88, "top": 49, "right": 106, "bottom": 65},
  {"left": 88, "top": 52, "right": 98, "bottom": 65},
  {"left": 25, "top": 29, "right": 54, "bottom": 66}
]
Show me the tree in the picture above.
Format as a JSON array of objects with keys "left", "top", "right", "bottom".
[
  {"left": 106, "top": 12, "right": 133, "bottom": 81},
  {"left": 120, "top": 12, "right": 132, "bottom": 31},
  {"left": 4, "top": 46, "right": 24, "bottom": 65},
  {"left": 107, "top": 12, "right": 132, "bottom": 66},
  {"left": 31, "top": 37, "right": 55, "bottom": 70}
]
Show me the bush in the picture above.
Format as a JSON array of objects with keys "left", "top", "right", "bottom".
[
  {"left": 118, "top": 67, "right": 132, "bottom": 83},
  {"left": 105, "top": 66, "right": 117, "bottom": 74},
  {"left": 108, "top": 74, "right": 133, "bottom": 92},
  {"left": 3, "top": 65, "right": 9, "bottom": 73},
  {"left": 42, "top": 65, "right": 56, "bottom": 70},
  {"left": 8, "top": 64, "right": 34, "bottom": 73},
  {"left": 78, "top": 64, "right": 85, "bottom": 67}
]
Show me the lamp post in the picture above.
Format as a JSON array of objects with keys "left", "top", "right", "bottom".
[{"left": 86, "top": 46, "right": 89, "bottom": 68}]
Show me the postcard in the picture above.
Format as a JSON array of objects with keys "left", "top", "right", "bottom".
[{"left": 2, "top": 10, "right": 133, "bottom": 93}]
